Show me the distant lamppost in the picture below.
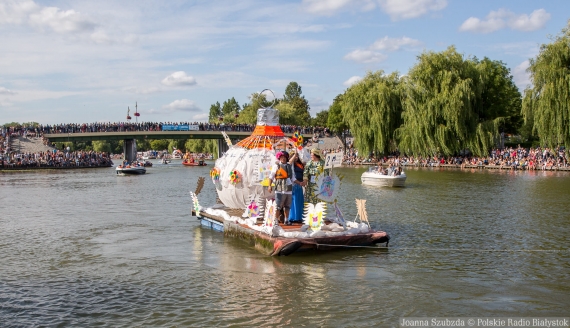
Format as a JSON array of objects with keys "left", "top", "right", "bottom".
[{"left": 134, "top": 102, "right": 140, "bottom": 123}]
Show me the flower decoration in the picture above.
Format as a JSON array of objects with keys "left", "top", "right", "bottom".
[
  {"left": 126, "top": 115, "right": 132, "bottom": 120},
  {"left": 229, "top": 170, "right": 242, "bottom": 185},
  {"left": 234, "top": 113, "right": 239, "bottom": 118},
  {"left": 218, "top": 116, "right": 224, "bottom": 121},
  {"left": 134, "top": 112, "right": 140, "bottom": 117},
  {"left": 292, "top": 131, "right": 303, "bottom": 148},
  {"left": 247, "top": 200, "right": 259, "bottom": 218},
  {"left": 210, "top": 167, "right": 220, "bottom": 181}
]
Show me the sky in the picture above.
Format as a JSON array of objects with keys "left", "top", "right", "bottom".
[{"left": 1, "top": 0, "right": 569, "bottom": 125}]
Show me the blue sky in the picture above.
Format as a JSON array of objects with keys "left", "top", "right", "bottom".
[{"left": 1, "top": 0, "right": 569, "bottom": 125}]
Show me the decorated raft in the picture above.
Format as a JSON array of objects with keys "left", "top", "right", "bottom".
[{"left": 190, "top": 90, "right": 389, "bottom": 256}]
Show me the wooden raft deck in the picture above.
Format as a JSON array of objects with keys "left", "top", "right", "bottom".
[{"left": 191, "top": 207, "right": 390, "bottom": 256}]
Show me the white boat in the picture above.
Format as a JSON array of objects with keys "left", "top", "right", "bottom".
[
  {"left": 161, "top": 158, "right": 171, "bottom": 164},
  {"left": 172, "top": 148, "right": 183, "bottom": 160},
  {"left": 116, "top": 162, "right": 146, "bottom": 175},
  {"left": 361, "top": 166, "right": 406, "bottom": 187}
]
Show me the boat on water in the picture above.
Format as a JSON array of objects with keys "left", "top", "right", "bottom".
[
  {"left": 361, "top": 166, "right": 406, "bottom": 187},
  {"left": 172, "top": 149, "right": 183, "bottom": 160},
  {"left": 182, "top": 159, "right": 207, "bottom": 166},
  {"left": 190, "top": 92, "right": 389, "bottom": 256},
  {"left": 116, "top": 162, "right": 146, "bottom": 175},
  {"left": 161, "top": 158, "right": 171, "bottom": 164}
]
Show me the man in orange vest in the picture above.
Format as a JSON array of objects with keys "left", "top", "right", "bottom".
[{"left": 268, "top": 151, "right": 295, "bottom": 225}]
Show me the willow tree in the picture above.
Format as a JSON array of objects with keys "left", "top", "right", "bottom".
[
  {"left": 396, "top": 46, "right": 518, "bottom": 157},
  {"left": 522, "top": 21, "right": 570, "bottom": 149},
  {"left": 340, "top": 71, "right": 402, "bottom": 155}
]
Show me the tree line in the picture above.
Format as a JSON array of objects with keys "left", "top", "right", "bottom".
[
  {"left": 205, "top": 22, "right": 568, "bottom": 158},
  {"left": 5, "top": 22, "right": 568, "bottom": 158}
]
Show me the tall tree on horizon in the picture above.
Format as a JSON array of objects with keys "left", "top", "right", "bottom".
[
  {"left": 341, "top": 71, "right": 402, "bottom": 155},
  {"left": 282, "top": 82, "right": 311, "bottom": 125},
  {"left": 522, "top": 21, "right": 570, "bottom": 149},
  {"left": 396, "top": 46, "right": 520, "bottom": 157},
  {"left": 208, "top": 102, "right": 222, "bottom": 123}
]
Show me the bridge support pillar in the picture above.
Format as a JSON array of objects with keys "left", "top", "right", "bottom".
[
  {"left": 123, "top": 139, "right": 137, "bottom": 162},
  {"left": 217, "top": 139, "right": 229, "bottom": 158}
]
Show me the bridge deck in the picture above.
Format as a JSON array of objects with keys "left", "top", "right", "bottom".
[{"left": 44, "top": 130, "right": 313, "bottom": 142}]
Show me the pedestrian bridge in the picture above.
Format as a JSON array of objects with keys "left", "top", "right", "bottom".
[
  {"left": 42, "top": 130, "right": 303, "bottom": 142},
  {"left": 43, "top": 130, "right": 314, "bottom": 161}
]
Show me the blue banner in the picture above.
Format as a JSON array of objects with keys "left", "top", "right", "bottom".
[{"left": 162, "top": 124, "right": 189, "bottom": 131}]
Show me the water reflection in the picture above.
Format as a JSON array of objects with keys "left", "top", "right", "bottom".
[{"left": 0, "top": 164, "right": 569, "bottom": 326}]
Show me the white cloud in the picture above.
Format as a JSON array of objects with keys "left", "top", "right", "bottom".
[
  {"left": 157, "top": 99, "right": 201, "bottom": 113},
  {"left": 262, "top": 39, "right": 331, "bottom": 52},
  {"left": 302, "top": 0, "right": 374, "bottom": 16},
  {"left": 309, "top": 97, "right": 330, "bottom": 113},
  {"left": 161, "top": 71, "right": 197, "bottom": 87},
  {"left": 371, "top": 36, "right": 422, "bottom": 51},
  {"left": 345, "top": 36, "right": 420, "bottom": 63},
  {"left": 512, "top": 60, "right": 531, "bottom": 89},
  {"left": 343, "top": 76, "right": 362, "bottom": 87},
  {"left": 378, "top": 0, "right": 447, "bottom": 21},
  {"left": 0, "top": 0, "right": 38, "bottom": 24},
  {"left": 0, "top": 0, "right": 97, "bottom": 33},
  {"left": 344, "top": 49, "right": 387, "bottom": 63},
  {"left": 509, "top": 9, "right": 551, "bottom": 32},
  {"left": 28, "top": 6, "right": 96, "bottom": 33},
  {"left": 0, "top": 87, "right": 17, "bottom": 95},
  {"left": 301, "top": 0, "right": 446, "bottom": 19},
  {"left": 192, "top": 113, "right": 209, "bottom": 121},
  {"left": 123, "top": 86, "right": 161, "bottom": 95},
  {"left": 460, "top": 8, "right": 550, "bottom": 34}
]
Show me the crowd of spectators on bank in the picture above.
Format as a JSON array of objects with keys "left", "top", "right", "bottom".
[
  {"left": 316, "top": 144, "right": 568, "bottom": 171},
  {"left": 1, "top": 148, "right": 113, "bottom": 169},
  {"left": 1, "top": 129, "right": 113, "bottom": 169},
  {"left": 3, "top": 124, "right": 568, "bottom": 171}
]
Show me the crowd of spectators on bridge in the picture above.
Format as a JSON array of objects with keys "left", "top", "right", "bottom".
[{"left": 4, "top": 122, "right": 330, "bottom": 136}]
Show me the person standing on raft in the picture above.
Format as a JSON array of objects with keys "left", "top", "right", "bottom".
[{"left": 268, "top": 151, "right": 295, "bottom": 226}]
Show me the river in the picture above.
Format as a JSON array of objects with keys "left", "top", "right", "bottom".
[{"left": 1, "top": 163, "right": 569, "bottom": 327}]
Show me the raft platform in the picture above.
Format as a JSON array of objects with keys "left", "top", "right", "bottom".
[{"left": 192, "top": 207, "right": 390, "bottom": 256}]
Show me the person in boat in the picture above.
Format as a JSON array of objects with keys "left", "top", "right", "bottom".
[
  {"left": 288, "top": 150, "right": 305, "bottom": 224},
  {"left": 302, "top": 148, "right": 326, "bottom": 205},
  {"left": 268, "top": 151, "right": 295, "bottom": 226}
]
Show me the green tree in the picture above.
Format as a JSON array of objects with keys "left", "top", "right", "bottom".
[
  {"left": 396, "top": 46, "right": 518, "bottom": 157},
  {"left": 312, "top": 110, "right": 329, "bottom": 127},
  {"left": 475, "top": 57, "right": 522, "bottom": 136},
  {"left": 92, "top": 140, "right": 112, "bottom": 153},
  {"left": 282, "top": 82, "right": 311, "bottom": 126},
  {"left": 327, "top": 94, "right": 349, "bottom": 135},
  {"left": 522, "top": 21, "right": 570, "bottom": 149},
  {"left": 341, "top": 71, "right": 402, "bottom": 155},
  {"left": 222, "top": 97, "right": 240, "bottom": 116},
  {"left": 208, "top": 102, "right": 222, "bottom": 122},
  {"left": 168, "top": 139, "right": 186, "bottom": 153},
  {"left": 150, "top": 139, "right": 169, "bottom": 151}
]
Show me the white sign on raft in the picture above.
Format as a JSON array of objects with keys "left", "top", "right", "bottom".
[{"left": 324, "top": 152, "right": 343, "bottom": 169}]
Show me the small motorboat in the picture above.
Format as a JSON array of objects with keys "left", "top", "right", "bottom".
[
  {"left": 182, "top": 159, "right": 207, "bottom": 166},
  {"left": 361, "top": 166, "right": 406, "bottom": 187},
  {"left": 161, "top": 158, "right": 171, "bottom": 165},
  {"left": 116, "top": 162, "right": 146, "bottom": 175}
]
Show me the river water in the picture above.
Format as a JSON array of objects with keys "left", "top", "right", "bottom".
[{"left": 1, "top": 163, "right": 569, "bottom": 327}]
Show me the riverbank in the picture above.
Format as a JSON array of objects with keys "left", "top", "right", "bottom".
[{"left": 349, "top": 162, "right": 570, "bottom": 171}]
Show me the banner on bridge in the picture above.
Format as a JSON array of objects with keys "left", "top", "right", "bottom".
[{"left": 162, "top": 124, "right": 200, "bottom": 131}]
